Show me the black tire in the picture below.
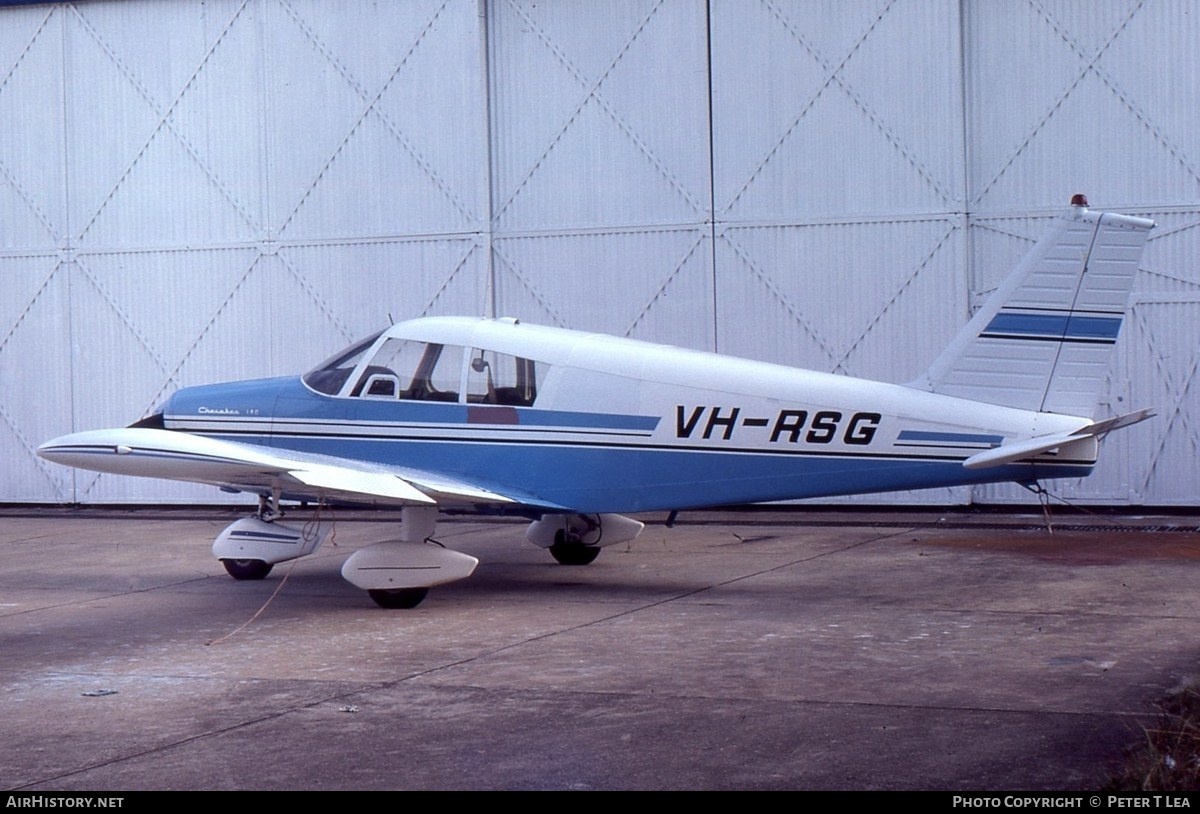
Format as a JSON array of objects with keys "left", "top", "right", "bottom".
[
  {"left": 368, "top": 587, "right": 429, "bottom": 609},
  {"left": 548, "top": 542, "right": 601, "bottom": 566},
  {"left": 222, "top": 558, "right": 273, "bottom": 580}
]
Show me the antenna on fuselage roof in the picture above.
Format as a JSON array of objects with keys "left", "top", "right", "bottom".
[{"left": 388, "top": 313, "right": 395, "bottom": 326}]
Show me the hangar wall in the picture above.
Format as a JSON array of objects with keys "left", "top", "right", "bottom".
[{"left": 2, "top": 0, "right": 1196, "bottom": 506}]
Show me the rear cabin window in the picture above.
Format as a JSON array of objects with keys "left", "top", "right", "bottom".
[{"left": 466, "top": 349, "right": 545, "bottom": 407}]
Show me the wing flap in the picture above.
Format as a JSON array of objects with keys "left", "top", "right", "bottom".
[
  {"left": 394, "top": 470, "right": 522, "bottom": 504},
  {"left": 288, "top": 466, "right": 436, "bottom": 505}
]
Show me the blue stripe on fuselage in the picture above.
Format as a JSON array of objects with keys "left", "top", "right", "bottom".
[{"left": 897, "top": 430, "right": 1003, "bottom": 446}]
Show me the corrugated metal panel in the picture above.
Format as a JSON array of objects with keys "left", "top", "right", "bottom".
[
  {"left": 65, "top": 0, "right": 265, "bottom": 248},
  {"left": 69, "top": 247, "right": 267, "bottom": 411},
  {"left": 0, "top": 6, "right": 66, "bottom": 251},
  {"left": 488, "top": 0, "right": 711, "bottom": 230},
  {"left": 1124, "top": 297, "right": 1200, "bottom": 504},
  {"left": 711, "top": 0, "right": 964, "bottom": 221},
  {"left": 275, "top": 237, "right": 488, "bottom": 335},
  {"left": 0, "top": 254, "right": 73, "bottom": 502},
  {"left": 966, "top": 0, "right": 1200, "bottom": 211},
  {"left": 0, "top": 7, "right": 70, "bottom": 502},
  {"left": 714, "top": 217, "right": 965, "bottom": 381},
  {"left": 268, "top": 0, "right": 487, "bottom": 239},
  {"left": 492, "top": 227, "right": 714, "bottom": 348}
]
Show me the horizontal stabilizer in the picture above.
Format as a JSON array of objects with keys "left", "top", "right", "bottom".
[
  {"left": 1082, "top": 407, "right": 1156, "bottom": 436},
  {"left": 963, "top": 408, "right": 1153, "bottom": 470}
]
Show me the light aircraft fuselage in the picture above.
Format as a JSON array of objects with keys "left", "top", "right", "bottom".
[
  {"left": 155, "top": 317, "right": 1096, "bottom": 514},
  {"left": 37, "top": 198, "right": 1157, "bottom": 607}
]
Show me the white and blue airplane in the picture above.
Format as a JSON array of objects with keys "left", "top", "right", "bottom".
[{"left": 39, "top": 196, "right": 1155, "bottom": 608}]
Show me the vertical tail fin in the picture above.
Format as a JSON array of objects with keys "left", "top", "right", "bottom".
[{"left": 909, "top": 197, "right": 1154, "bottom": 417}]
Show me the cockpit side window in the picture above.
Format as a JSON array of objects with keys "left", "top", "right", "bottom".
[
  {"left": 466, "top": 349, "right": 547, "bottom": 406},
  {"left": 410, "top": 343, "right": 465, "bottom": 402},
  {"left": 350, "top": 338, "right": 424, "bottom": 398},
  {"left": 349, "top": 339, "right": 466, "bottom": 402}
]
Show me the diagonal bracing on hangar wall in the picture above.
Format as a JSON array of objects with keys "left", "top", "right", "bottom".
[{"left": 1, "top": 0, "right": 1196, "bottom": 505}]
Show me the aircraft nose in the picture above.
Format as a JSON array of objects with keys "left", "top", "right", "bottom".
[
  {"left": 36, "top": 434, "right": 69, "bottom": 464},
  {"left": 37, "top": 430, "right": 129, "bottom": 468},
  {"left": 40, "top": 395, "right": 174, "bottom": 465}
]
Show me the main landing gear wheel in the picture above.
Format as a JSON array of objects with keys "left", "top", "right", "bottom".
[
  {"left": 222, "top": 558, "right": 274, "bottom": 580},
  {"left": 548, "top": 542, "right": 602, "bottom": 566},
  {"left": 368, "top": 587, "right": 429, "bottom": 609}
]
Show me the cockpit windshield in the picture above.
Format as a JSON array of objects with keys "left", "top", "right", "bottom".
[{"left": 302, "top": 331, "right": 384, "bottom": 395}]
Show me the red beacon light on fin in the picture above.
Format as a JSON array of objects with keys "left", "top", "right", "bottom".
[{"left": 1070, "top": 193, "right": 1089, "bottom": 207}]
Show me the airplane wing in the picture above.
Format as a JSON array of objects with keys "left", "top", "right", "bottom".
[
  {"left": 37, "top": 428, "right": 556, "bottom": 509},
  {"left": 962, "top": 408, "right": 1154, "bottom": 470}
]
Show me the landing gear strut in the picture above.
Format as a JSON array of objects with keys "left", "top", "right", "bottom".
[{"left": 256, "top": 490, "right": 283, "bottom": 522}]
